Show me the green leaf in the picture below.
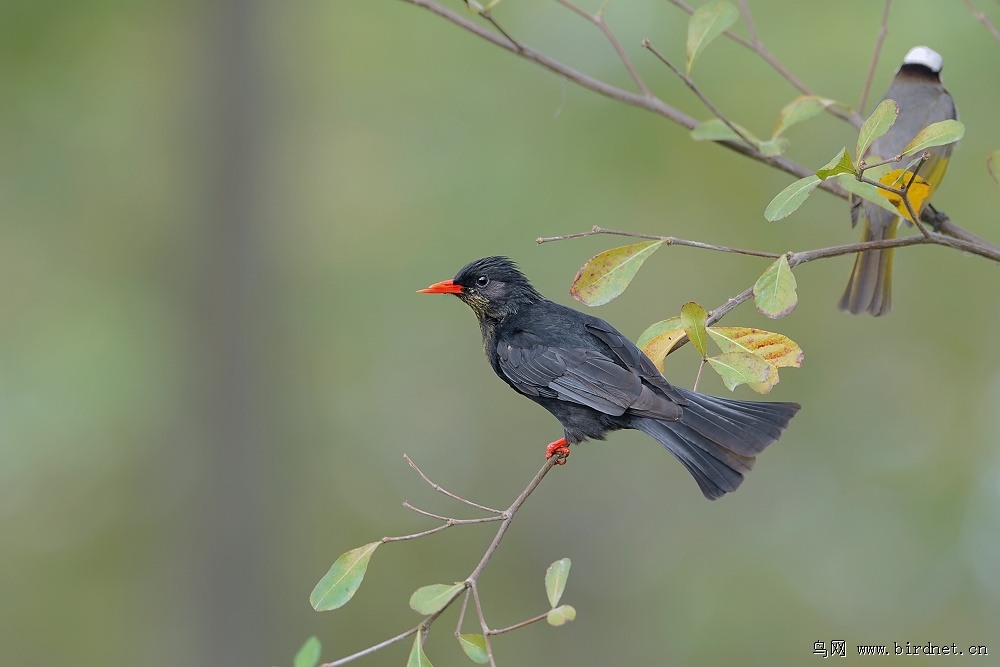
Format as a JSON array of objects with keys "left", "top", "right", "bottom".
[
  {"left": 690, "top": 118, "right": 761, "bottom": 145},
  {"left": 637, "top": 316, "right": 685, "bottom": 370},
  {"left": 310, "top": 542, "right": 380, "bottom": 611},
  {"left": 680, "top": 302, "right": 709, "bottom": 358},
  {"left": 465, "top": 0, "right": 485, "bottom": 14},
  {"left": 457, "top": 635, "right": 489, "bottom": 664},
  {"left": 815, "top": 147, "right": 856, "bottom": 181},
  {"left": 835, "top": 174, "right": 904, "bottom": 217},
  {"left": 545, "top": 558, "right": 572, "bottom": 608},
  {"left": 989, "top": 150, "right": 1000, "bottom": 186},
  {"left": 753, "top": 256, "right": 797, "bottom": 319},
  {"left": 546, "top": 605, "right": 577, "bottom": 627},
  {"left": 901, "top": 119, "right": 965, "bottom": 156},
  {"left": 758, "top": 138, "right": 790, "bottom": 156},
  {"left": 772, "top": 96, "right": 836, "bottom": 138},
  {"left": 707, "top": 327, "right": 803, "bottom": 394},
  {"left": 569, "top": 241, "right": 664, "bottom": 306},
  {"left": 294, "top": 637, "right": 321, "bottom": 667},
  {"left": 707, "top": 350, "right": 771, "bottom": 391},
  {"left": 408, "top": 634, "right": 434, "bottom": 667},
  {"left": 764, "top": 175, "right": 820, "bottom": 221},
  {"left": 686, "top": 1, "right": 739, "bottom": 74},
  {"left": 856, "top": 98, "right": 898, "bottom": 160},
  {"left": 409, "top": 583, "right": 465, "bottom": 615}
]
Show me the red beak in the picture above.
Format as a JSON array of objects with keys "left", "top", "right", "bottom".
[{"left": 417, "top": 279, "right": 463, "bottom": 294}]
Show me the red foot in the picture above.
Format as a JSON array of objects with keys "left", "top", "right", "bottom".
[{"left": 545, "top": 438, "right": 571, "bottom": 465}]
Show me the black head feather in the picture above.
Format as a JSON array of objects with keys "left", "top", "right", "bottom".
[{"left": 451, "top": 256, "right": 542, "bottom": 321}]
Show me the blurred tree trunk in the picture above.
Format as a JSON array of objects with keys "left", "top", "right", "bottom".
[{"left": 191, "top": 0, "right": 275, "bottom": 664}]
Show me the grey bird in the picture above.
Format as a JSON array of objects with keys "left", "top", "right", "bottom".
[{"left": 841, "top": 45, "right": 957, "bottom": 316}]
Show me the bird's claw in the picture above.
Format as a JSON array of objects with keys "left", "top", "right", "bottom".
[{"left": 545, "top": 438, "right": 571, "bottom": 465}]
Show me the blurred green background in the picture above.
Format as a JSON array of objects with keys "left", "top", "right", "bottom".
[{"left": 2, "top": 1, "right": 999, "bottom": 665}]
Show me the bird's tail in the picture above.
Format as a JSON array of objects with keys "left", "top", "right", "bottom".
[
  {"left": 839, "top": 214, "right": 898, "bottom": 316},
  {"left": 632, "top": 388, "right": 800, "bottom": 500}
]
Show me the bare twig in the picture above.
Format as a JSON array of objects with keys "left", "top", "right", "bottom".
[
  {"left": 859, "top": 0, "right": 892, "bottom": 113},
  {"left": 642, "top": 40, "right": 757, "bottom": 150},
  {"left": 471, "top": 583, "right": 496, "bottom": 666},
  {"left": 965, "top": 0, "right": 1000, "bottom": 42},
  {"left": 404, "top": 453, "right": 503, "bottom": 514},
  {"left": 693, "top": 359, "right": 706, "bottom": 392},
  {"left": 321, "top": 626, "right": 421, "bottom": 667},
  {"left": 489, "top": 612, "right": 550, "bottom": 635},
  {"left": 481, "top": 11, "right": 520, "bottom": 49},
  {"left": 401, "top": 501, "right": 502, "bottom": 524},
  {"left": 538, "top": 225, "right": 781, "bottom": 258},
  {"left": 554, "top": 0, "right": 651, "bottom": 97}
]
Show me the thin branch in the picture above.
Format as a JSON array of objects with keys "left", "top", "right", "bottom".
[
  {"left": 693, "top": 359, "right": 706, "bottom": 392},
  {"left": 470, "top": 583, "right": 497, "bottom": 666},
  {"left": 965, "top": 0, "right": 1000, "bottom": 42},
  {"left": 467, "top": 456, "right": 561, "bottom": 583},
  {"left": 538, "top": 225, "right": 781, "bottom": 258},
  {"left": 669, "top": 0, "right": 863, "bottom": 127},
  {"left": 554, "top": 0, "right": 652, "bottom": 97},
  {"left": 482, "top": 11, "right": 520, "bottom": 49},
  {"left": 321, "top": 626, "right": 420, "bottom": 667},
  {"left": 859, "top": 0, "right": 892, "bottom": 113},
  {"left": 455, "top": 588, "right": 471, "bottom": 637},
  {"left": 489, "top": 612, "right": 550, "bottom": 635},
  {"left": 642, "top": 40, "right": 757, "bottom": 150},
  {"left": 401, "top": 501, "right": 502, "bottom": 524},
  {"left": 404, "top": 453, "right": 503, "bottom": 514}
]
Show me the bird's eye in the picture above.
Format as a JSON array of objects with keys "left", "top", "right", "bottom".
[{"left": 476, "top": 276, "right": 489, "bottom": 287}]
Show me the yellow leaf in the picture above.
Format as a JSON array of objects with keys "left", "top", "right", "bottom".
[
  {"left": 876, "top": 169, "right": 931, "bottom": 221},
  {"left": 707, "top": 327, "right": 803, "bottom": 394}
]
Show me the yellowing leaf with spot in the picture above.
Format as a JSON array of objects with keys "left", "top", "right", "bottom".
[
  {"left": 310, "top": 542, "right": 380, "bottom": 611},
  {"left": 680, "top": 302, "right": 709, "bottom": 358},
  {"left": 707, "top": 351, "right": 771, "bottom": 391},
  {"left": 877, "top": 169, "right": 931, "bottom": 222},
  {"left": 686, "top": 1, "right": 739, "bottom": 74},
  {"left": 707, "top": 327, "right": 803, "bottom": 394},
  {"left": 570, "top": 241, "right": 664, "bottom": 306},
  {"left": 637, "top": 316, "right": 685, "bottom": 370},
  {"left": 753, "top": 256, "right": 797, "bottom": 319}
]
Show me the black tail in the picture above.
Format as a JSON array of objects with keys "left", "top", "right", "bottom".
[{"left": 632, "top": 388, "right": 800, "bottom": 500}]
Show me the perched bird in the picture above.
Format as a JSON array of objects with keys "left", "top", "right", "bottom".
[
  {"left": 841, "top": 45, "right": 957, "bottom": 316},
  {"left": 419, "top": 257, "right": 800, "bottom": 499}
]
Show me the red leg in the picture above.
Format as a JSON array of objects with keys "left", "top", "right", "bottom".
[{"left": 545, "top": 437, "right": 571, "bottom": 465}]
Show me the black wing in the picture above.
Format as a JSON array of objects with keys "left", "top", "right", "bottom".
[{"left": 496, "top": 327, "right": 683, "bottom": 421}]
